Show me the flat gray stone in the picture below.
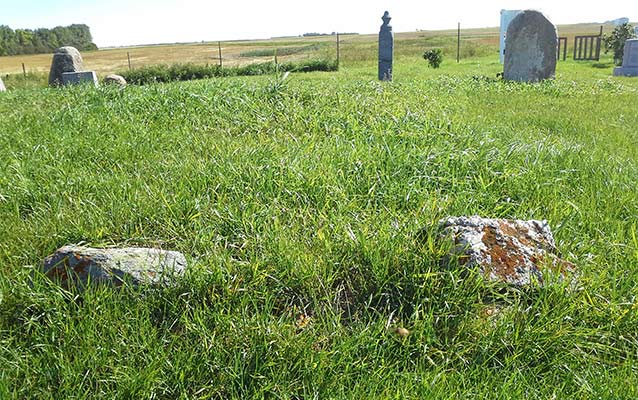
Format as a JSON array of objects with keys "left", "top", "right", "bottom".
[
  {"left": 49, "top": 46, "right": 84, "bottom": 87},
  {"left": 62, "top": 71, "right": 99, "bottom": 87},
  {"left": 104, "top": 74, "right": 127, "bottom": 86},
  {"left": 42, "top": 245, "right": 187, "bottom": 290},
  {"left": 613, "top": 39, "right": 638, "bottom": 77},
  {"left": 0, "top": 77, "right": 5, "bottom": 92},
  {"left": 504, "top": 10, "right": 557, "bottom": 83},
  {"left": 378, "top": 11, "right": 393, "bottom": 81},
  {"left": 440, "top": 216, "right": 575, "bottom": 287}
]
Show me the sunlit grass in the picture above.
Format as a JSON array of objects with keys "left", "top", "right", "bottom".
[{"left": 0, "top": 50, "right": 637, "bottom": 399}]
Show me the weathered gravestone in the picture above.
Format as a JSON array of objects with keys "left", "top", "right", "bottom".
[
  {"left": 42, "top": 245, "right": 188, "bottom": 290},
  {"left": 62, "top": 71, "right": 99, "bottom": 87},
  {"left": 0, "top": 77, "right": 5, "bottom": 92},
  {"left": 613, "top": 39, "right": 638, "bottom": 77},
  {"left": 440, "top": 216, "right": 575, "bottom": 287},
  {"left": 499, "top": 9, "right": 523, "bottom": 64},
  {"left": 378, "top": 11, "right": 394, "bottom": 81},
  {"left": 503, "top": 10, "right": 557, "bottom": 82},
  {"left": 104, "top": 74, "right": 127, "bottom": 86},
  {"left": 48, "top": 46, "right": 84, "bottom": 87}
]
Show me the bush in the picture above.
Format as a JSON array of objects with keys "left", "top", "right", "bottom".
[
  {"left": 603, "top": 23, "right": 636, "bottom": 65},
  {"left": 423, "top": 49, "right": 443, "bottom": 68}
]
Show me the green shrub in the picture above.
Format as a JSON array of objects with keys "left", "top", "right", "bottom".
[
  {"left": 423, "top": 49, "right": 443, "bottom": 68},
  {"left": 603, "top": 23, "right": 637, "bottom": 65}
]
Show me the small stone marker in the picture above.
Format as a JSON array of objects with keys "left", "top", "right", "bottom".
[
  {"left": 104, "top": 74, "right": 127, "bottom": 86},
  {"left": 378, "top": 11, "right": 394, "bottom": 81},
  {"left": 42, "top": 245, "right": 188, "bottom": 290},
  {"left": 49, "top": 46, "right": 84, "bottom": 87},
  {"left": 440, "top": 216, "right": 575, "bottom": 287},
  {"left": 62, "top": 71, "right": 99, "bottom": 87},
  {"left": 499, "top": 9, "right": 523, "bottom": 64},
  {"left": 613, "top": 39, "right": 638, "bottom": 77},
  {"left": 503, "top": 10, "right": 557, "bottom": 83},
  {"left": 0, "top": 77, "right": 5, "bottom": 92}
]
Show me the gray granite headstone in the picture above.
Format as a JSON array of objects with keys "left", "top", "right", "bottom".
[
  {"left": 62, "top": 71, "right": 99, "bottom": 87},
  {"left": 0, "top": 77, "right": 5, "bottom": 92},
  {"left": 504, "top": 10, "right": 557, "bottom": 83},
  {"left": 378, "top": 11, "right": 394, "bottom": 81},
  {"left": 613, "top": 39, "right": 638, "bottom": 77},
  {"left": 49, "top": 46, "right": 84, "bottom": 87}
]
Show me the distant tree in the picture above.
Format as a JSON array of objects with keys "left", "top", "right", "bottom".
[
  {"left": 603, "top": 23, "right": 636, "bottom": 65},
  {"left": 0, "top": 24, "right": 97, "bottom": 56}
]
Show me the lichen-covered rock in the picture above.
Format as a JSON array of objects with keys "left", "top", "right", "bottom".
[
  {"left": 48, "top": 46, "right": 84, "bottom": 87},
  {"left": 0, "top": 77, "right": 6, "bottom": 92},
  {"left": 440, "top": 216, "right": 575, "bottom": 287},
  {"left": 104, "top": 74, "right": 127, "bottom": 86},
  {"left": 42, "top": 245, "right": 187, "bottom": 289}
]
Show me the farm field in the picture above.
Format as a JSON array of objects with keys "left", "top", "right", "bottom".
[
  {"left": 1, "top": 25, "right": 638, "bottom": 399},
  {"left": 0, "top": 22, "right": 625, "bottom": 77}
]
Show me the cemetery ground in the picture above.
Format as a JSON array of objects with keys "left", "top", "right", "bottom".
[{"left": 1, "top": 29, "right": 638, "bottom": 399}]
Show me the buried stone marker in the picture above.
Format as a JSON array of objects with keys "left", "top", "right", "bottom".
[
  {"left": 440, "top": 216, "right": 575, "bottom": 287},
  {"left": 42, "top": 245, "right": 188, "bottom": 290},
  {"left": 49, "top": 46, "right": 84, "bottom": 87},
  {"left": 104, "top": 74, "right": 127, "bottom": 86},
  {"left": 378, "top": 11, "right": 394, "bottom": 81},
  {"left": 613, "top": 39, "right": 638, "bottom": 77},
  {"left": 503, "top": 10, "right": 557, "bottom": 82},
  {"left": 62, "top": 71, "right": 99, "bottom": 87}
]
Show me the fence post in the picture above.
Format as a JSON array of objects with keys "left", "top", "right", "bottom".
[
  {"left": 274, "top": 48, "right": 278, "bottom": 65},
  {"left": 218, "top": 41, "right": 223, "bottom": 67},
  {"left": 22, "top": 63, "right": 26, "bottom": 77},
  {"left": 127, "top": 52, "right": 132, "bottom": 70},
  {"left": 336, "top": 33, "right": 340, "bottom": 67},
  {"left": 457, "top": 22, "right": 461, "bottom": 63},
  {"left": 596, "top": 26, "right": 603, "bottom": 61}
]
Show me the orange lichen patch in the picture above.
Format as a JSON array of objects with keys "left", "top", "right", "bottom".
[
  {"left": 45, "top": 261, "right": 70, "bottom": 281},
  {"left": 481, "top": 225, "right": 526, "bottom": 281}
]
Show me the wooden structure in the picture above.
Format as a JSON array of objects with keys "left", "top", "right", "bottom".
[
  {"left": 573, "top": 26, "right": 603, "bottom": 61},
  {"left": 557, "top": 37, "right": 567, "bottom": 61}
]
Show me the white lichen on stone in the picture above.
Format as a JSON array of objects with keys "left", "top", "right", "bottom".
[{"left": 42, "top": 245, "right": 187, "bottom": 290}]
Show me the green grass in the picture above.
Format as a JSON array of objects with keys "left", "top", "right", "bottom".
[
  {"left": 0, "top": 56, "right": 637, "bottom": 399},
  {"left": 239, "top": 44, "right": 327, "bottom": 58}
]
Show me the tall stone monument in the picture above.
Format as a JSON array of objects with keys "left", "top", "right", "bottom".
[
  {"left": 49, "top": 46, "right": 84, "bottom": 87},
  {"left": 613, "top": 39, "right": 638, "bottom": 77},
  {"left": 378, "top": 11, "right": 394, "bottom": 81},
  {"left": 503, "top": 10, "right": 557, "bottom": 83},
  {"left": 499, "top": 10, "right": 523, "bottom": 64}
]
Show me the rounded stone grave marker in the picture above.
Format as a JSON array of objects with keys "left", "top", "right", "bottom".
[{"left": 504, "top": 10, "right": 557, "bottom": 83}]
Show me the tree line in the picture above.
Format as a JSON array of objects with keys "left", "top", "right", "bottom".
[{"left": 0, "top": 24, "right": 97, "bottom": 56}]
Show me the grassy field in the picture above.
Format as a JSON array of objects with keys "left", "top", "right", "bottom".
[
  {"left": 1, "top": 26, "right": 638, "bottom": 398},
  {"left": 0, "top": 22, "right": 626, "bottom": 78}
]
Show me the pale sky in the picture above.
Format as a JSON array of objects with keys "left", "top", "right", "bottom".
[{"left": 2, "top": 0, "right": 637, "bottom": 47}]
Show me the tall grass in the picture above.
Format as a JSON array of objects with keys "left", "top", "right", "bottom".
[
  {"left": 119, "top": 59, "right": 338, "bottom": 84},
  {"left": 0, "top": 58, "right": 637, "bottom": 398}
]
